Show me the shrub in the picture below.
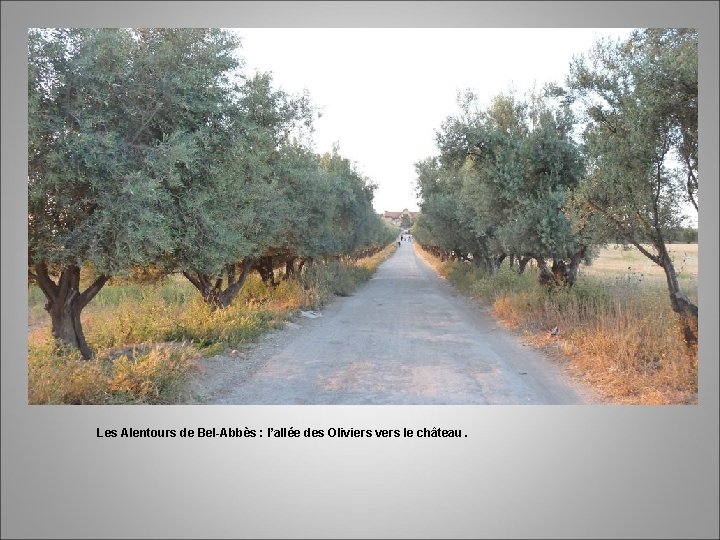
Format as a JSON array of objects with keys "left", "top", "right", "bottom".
[{"left": 419, "top": 245, "right": 697, "bottom": 404}]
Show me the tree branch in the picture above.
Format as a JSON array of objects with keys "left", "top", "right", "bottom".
[
  {"left": 33, "top": 262, "right": 58, "bottom": 301},
  {"left": 629, "top": 238, "right": 662, "bottom": 266},
  {"left": 128, "top": 102, "right": 163, "bottom": 146},
  {"left": 653, "top": 159, "right": 663, "bottom": 231},
  {"left": 220, "top": 259, "right": 254, "bottom": 305},
  {"left": 57, "top": 266, "right": 73, "bottom": 304},
  {"left": 70, "top": 265, "right": 81, "bottom": 293},
  {"left": 631, "top": 210, "right": 661, "bottom": 249},
  {"left": 182, "top": 271, "right": 203, "bottom": 293},
  {"left": 686, "top": 163, "right": 698, "bottom": 212},
  {"left": 585, "top": 199, "right": 630, "bottom": 233},
  {"left": 78, "top": 274, "right": 109, "bottom": 310},
  {"left": 652, "top": 135, "right": 671, "bottom": 233}
]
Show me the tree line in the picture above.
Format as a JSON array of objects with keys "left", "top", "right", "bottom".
[
  {"left": 28, "top": 28, "right": 396, "bottom": 359},
  {"left": 413, "top": 29, "right": 698, "bottom": 344}
]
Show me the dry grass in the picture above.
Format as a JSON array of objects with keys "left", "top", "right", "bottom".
[
  {"left": 28, "top": 337, "right": 200, "bottom": 405},
  {"left": 414, "top": 244, "right": 454, "bottom": 277},
  {"left": 416, "top": 244, "right": 698, "bottom": 405},
  {"left": 582, "top": 243, "right": 698, "bottom": 284},
  {"left": 28, "top": 245, "right": 397, "bottom": 405}
]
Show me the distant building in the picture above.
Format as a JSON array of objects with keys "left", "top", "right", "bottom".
[{"left": 381, "top": 208, "right": 420, "bottom": 227}]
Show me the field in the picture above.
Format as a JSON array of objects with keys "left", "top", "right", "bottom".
[
  {"left": 416, "top": 243, "right": 698, "bottom": 405},
  {"left": 581, "top": 243, "right": 698, "bottom": 283}
]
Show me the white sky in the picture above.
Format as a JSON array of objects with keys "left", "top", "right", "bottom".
[{"left": 230, "top": 28, "right": 635, "bottom": 214}]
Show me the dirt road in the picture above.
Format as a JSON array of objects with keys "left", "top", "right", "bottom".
[{"left": 191, "top": 242, "right": 600, "bottom": 404}]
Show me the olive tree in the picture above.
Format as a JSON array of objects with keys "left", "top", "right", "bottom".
[
  {"left": 28, "top": 28, "right": 243, "bottom": 356},
  {"left": 565, "top": 28, "right": 698, "bottom": 344}
]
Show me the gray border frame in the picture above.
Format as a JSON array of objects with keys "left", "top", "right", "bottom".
[{"left": 3, "top": 2, "right": 718, "bottom": 538}]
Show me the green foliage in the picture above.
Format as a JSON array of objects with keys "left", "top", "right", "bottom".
[
  {"left": 29, "top": 29, "right": 174, "bottom": 273},
  {"left": 565, "top": 29, "right": 698, "bottom": 341},
  {"left": 415, "top": 89, "right": 592, "bottom": 277},
  {"left": 28, "top": 28, "right": 392, "bottom": 356},
  {"left": 415, "top": 27, "right": 697, "bottom": 321},
  {"left": 444, "top": 262, "right": 537, "bottom": 301},
  {"left": 665, "top": 227, "right": 698, "bottom": 244},
  {"left": 566, "top": 28, "right": 698, "bottom": 240}
]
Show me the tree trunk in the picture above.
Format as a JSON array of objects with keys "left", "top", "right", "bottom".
[
  {"left": 183, "top": 259, "right": 253, "bottom": 310},
  {"left": 216, "top": 260, "right": 253, "bottom": 308},
  {"left": 551, "top": 258, "right": 568, "bottom": 284},
  {"left": 629, "top": 236, "right": 699, "bottom": 346},
  {"left": 535, "top": 256, "right": 556, "bottom": 287},
  {"left": 284, "top": 257, "right": 297, "bottom": 280},
  {"left": 470, "top": 251, "right": 504, "bottom": 276},
  {"left": 517, "top": 256, "right": 531, "bottom": 275},
  {"left": 253, "top": 255, "right": 277, "bottom": 287},
  {"left": 534, "top": 249, "right": 586, "bottom": 288},
  {"left": 183, "top": 271, "right": 214, "bottom": 304},
  {"left": 32, "top": 263, "right": 109, "bottom": 359},
  {"left": 565, "top": 246, "right": 588, "bottom": 287},
  {"left": 656, "top": 243, "right": 698, "bottom": 345}
]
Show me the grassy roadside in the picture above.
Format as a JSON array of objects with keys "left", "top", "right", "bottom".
[
  {"left": 415, "top": 244, "right": 698, "bottom": 405},
  {"left": 28, "top": 244, "right": 397, "bottom": 405}
]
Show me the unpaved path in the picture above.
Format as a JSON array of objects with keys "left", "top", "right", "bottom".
[{"left": 189, "top": 242, "right": 601, "bottom": 404}]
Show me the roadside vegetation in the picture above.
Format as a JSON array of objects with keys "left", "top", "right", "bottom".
[
  {"left": 413, "top": 29, "right": 698, "bottom": 348},
  {"left": 412, "top": 29, "right": 699, "bottom": 404},
  {"left": 28, "top": 27, "right": 397, "bottom": 404},
  {"left": 416, "top": 243, "right": 697, "bottom": 404},
  {"left": 29, "top": 28, "right": 396, "bottom": 362},
  {"left": 28, "top": 244, "right": 396, "bottom": 404},
  {"left": 28, "top": 27, "right": 699, "bottom": 406}
]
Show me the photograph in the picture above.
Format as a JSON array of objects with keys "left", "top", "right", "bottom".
[
  {"left": 3, "top": 2, "right": 718, "bottom": 539},
  {"left": 27, "top": 27, "right": 699, "bottom": 405}
]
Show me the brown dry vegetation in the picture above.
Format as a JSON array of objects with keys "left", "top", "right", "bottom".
[
  {"left": 581, "top": 243, "right": 698, "bottom": 282},
  {"left": 27, "top": 244, "right": 397, "bottom": 404},
  {"left": 415, "top": 244, "right": 698, "bottom": 405}
]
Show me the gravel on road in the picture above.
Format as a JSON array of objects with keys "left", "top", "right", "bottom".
[{"left": 189, "top": 242, "right": 601, "bottom": 405}]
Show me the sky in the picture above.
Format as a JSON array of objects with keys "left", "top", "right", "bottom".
[{"left": 229, "top": 28, "right": 635, "bottom": 214}]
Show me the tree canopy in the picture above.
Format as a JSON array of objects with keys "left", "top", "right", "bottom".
[
  {"left": 414, "top": 28, "right": 698, "bottom": 344},
  {"left": 565, "top": 28, "right": 698, "bottom": 343},
  {"left": 415, "top": 89, "right": 591, "bottom": 282},
  {"left": 28, "top": 28, "right": 393, "bottom": 357}
]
